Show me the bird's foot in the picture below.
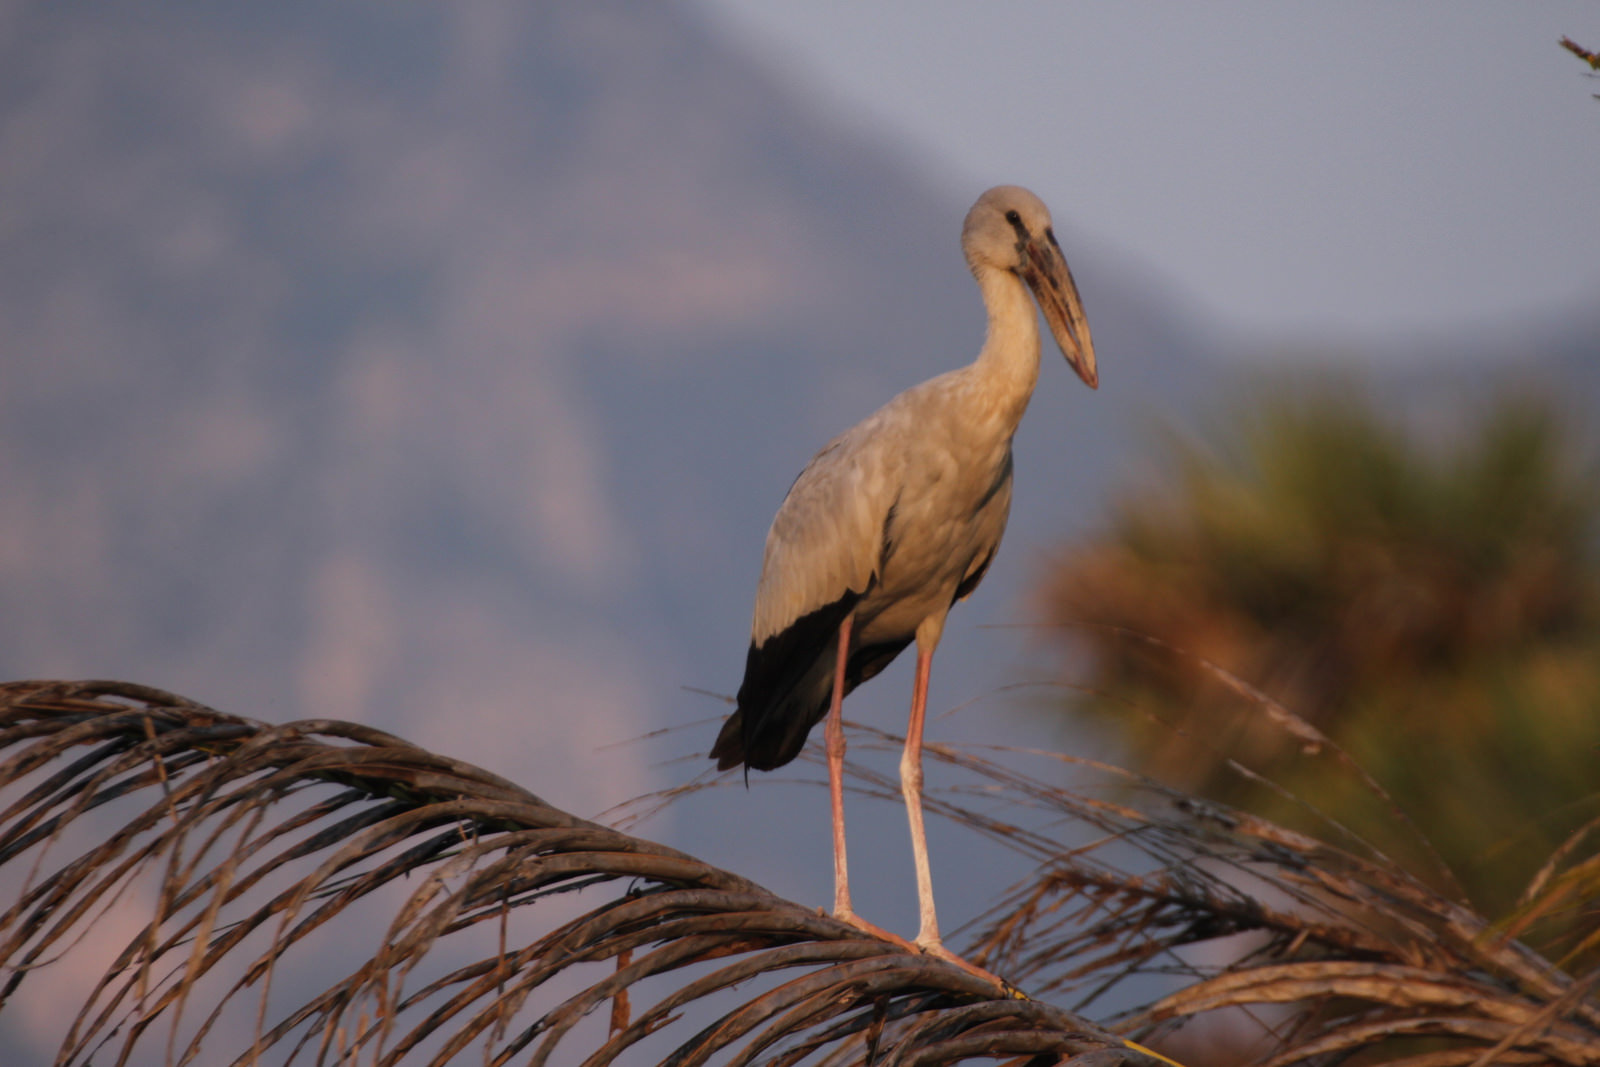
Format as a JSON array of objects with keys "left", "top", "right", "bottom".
[
  {"left": 915, "top": 937, "right": 1024, "bottom": 997},
  {"left": 832, "top": 908, "right": 922, "bottom": 954},
  {"left": 830, "top": 911, "right": 1023, "bottom": 997}
]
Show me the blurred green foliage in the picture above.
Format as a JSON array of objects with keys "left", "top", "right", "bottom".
[{"left": 1042, "top": 380, "right": 1600, "bottom": 932}]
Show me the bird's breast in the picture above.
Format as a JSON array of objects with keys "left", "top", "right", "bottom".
[{"left": 854, "top": 442, "right": 1014, "bottom": 644}]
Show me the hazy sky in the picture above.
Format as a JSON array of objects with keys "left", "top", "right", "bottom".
[
  {"left": 0, "top": 7, "right": 1594, "bottom": 1054},
  {"left": 692, "top": 2, "right": 1600, "bottom": 344}
]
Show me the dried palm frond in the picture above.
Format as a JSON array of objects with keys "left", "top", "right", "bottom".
[
  {"left": 5, "top": 677, "right": 1596, "bottom": 1067},
  {"left": 0, "top": 679, "right": 1149, "bottom": 1066},
  {"left": 825, "top": 726, "right": 1600, "bottom": 1067}
]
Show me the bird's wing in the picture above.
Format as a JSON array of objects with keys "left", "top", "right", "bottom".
[
  {"left": 953, "top": 450, "right": 1012, "bottom": 603},
  {"left": 748, "top": 408, "right": 910, "bottom": 646}
]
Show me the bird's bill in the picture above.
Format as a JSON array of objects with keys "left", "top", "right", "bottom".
[{"left": 1022, "top": 236, "right": 1098, "bottom": 389}]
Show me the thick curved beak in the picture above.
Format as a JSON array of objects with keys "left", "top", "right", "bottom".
[{"left": 1021, "top": 233, "right": 1097, "bottom": 389}]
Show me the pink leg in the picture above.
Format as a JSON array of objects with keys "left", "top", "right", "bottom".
[
  {"left": 902, "top": 637, "right": 943, "bottom": 950},
  {"left": 825, "top": 612, "right": 855, "bottom": 919},
  {"left": 901, "top": 638, "right": 1014, "bottom": 988},
  {"left": 833, "top": 619, "right": 1011, "bottom": 990},
  {"left": 827, "top": 615, "right": 920, "bottom": 951}
]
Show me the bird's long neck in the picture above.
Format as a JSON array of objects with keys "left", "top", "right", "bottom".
[{"left": 969, "top": 265, "right": 1042, "bottom": 433}]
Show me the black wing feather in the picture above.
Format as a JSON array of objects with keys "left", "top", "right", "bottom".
[
  {"left": 714, "top": 484, "right": 927, "bottom": 773},
  {"left": 711, "top": 589, "right": 861, "bottom": 771}
]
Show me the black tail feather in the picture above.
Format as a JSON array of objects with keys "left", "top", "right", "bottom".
[
  {"left": 712, "top": 591, "right": 858, "bottom": 771},
  {"left": 711, "top": 590, "right": 915, "bottom": 773}
]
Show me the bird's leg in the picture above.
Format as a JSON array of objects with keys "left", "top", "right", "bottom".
[
  {"left": 826, "top": 611, "right": 855, "bottom": 921},
  {"left": 899, "top": 637, "right": 1012, "bottom": 990},
  {"left": 824, "top": 617, "right": 920, "bottom": 954},
  {"left": 901, "top": 637, "right": 942, "bottom": 952},
  {"left": 825, "top": 616, "right": 929, "bottom": 950},
  {"left": 821, "top": 620, "right": 1011, "bottom": 990}
]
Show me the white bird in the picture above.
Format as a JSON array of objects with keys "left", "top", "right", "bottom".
[{"left": 711, "top": 185, "right": 1098, "bottom": 963}]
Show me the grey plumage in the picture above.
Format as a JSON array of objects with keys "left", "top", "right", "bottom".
[{"left": 711, "top": 185, "right": 1098, "bottom": 961}]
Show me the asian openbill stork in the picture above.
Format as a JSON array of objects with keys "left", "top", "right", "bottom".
[{"left": 711, "top": 184, "right": 1098, "bottom": 963}]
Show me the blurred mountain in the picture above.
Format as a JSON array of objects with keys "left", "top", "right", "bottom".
[
  {"left": 1, "top": 8, "right": 1592, "bottom": 1045},
  {"left": 0, "top": 0, "right": 1214, "bottom": 805}
]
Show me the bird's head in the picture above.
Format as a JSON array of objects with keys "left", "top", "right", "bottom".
[{"left": 962, "top": 185, "right": 1098, "bottom": 389}]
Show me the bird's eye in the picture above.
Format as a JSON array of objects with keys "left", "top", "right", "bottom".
[{"left": 1004, "top": 210, "right": 1022, "bottom": 227}]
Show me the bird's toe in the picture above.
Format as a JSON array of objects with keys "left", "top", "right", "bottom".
[{"left": 916, "top": 940, "right": 1017, "bottom": 993}]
